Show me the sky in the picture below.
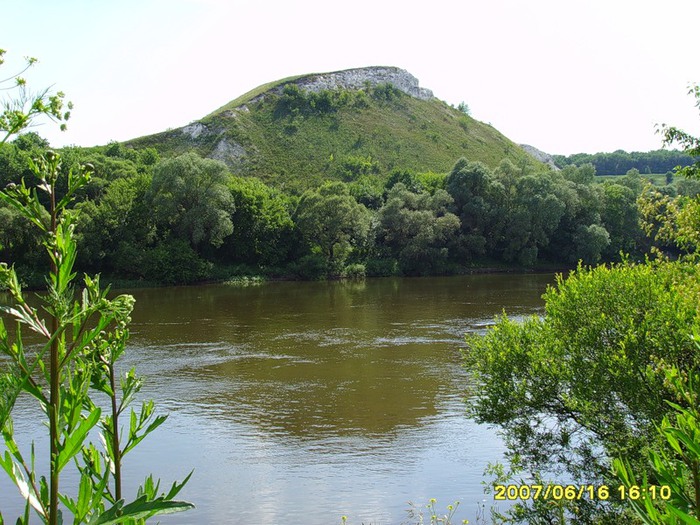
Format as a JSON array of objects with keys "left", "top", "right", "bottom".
[{"left": 3, "top": 0, "right": 700, "bottom": 155}]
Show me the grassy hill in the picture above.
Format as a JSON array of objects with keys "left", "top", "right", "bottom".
[{"left": 127, "top": 67, "right": 543, "bottom": 192}]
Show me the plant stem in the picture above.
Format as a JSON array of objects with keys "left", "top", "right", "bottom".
[
  {"left": 49, "top": 178, "right": 59, "bottom": 525},
  {"left": 692, "top": 459, "right": 700, "bottom": 517},
  {"left": 108, "top": 362, "right": 122, "bottom": 502}
]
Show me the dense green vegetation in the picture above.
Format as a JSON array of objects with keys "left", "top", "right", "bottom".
[
  {"left": 1, "top": 131, "right": 676, "bottom": 286},
  {"left": 467, "top": 84, "right": 700, "bottom": 524},
  {"left": 6, "top": 71, "right": 687, "bottom": 286},
  {"left": 127, "top": 79, "right": 539, "bottom": 192},
  {"left": 554, "top": 149, "right": 695, "bottom": 176},
  {"left": 6, "top": 48, "right": 700, "bottom": 524},
  {"left": 467, "top": 260, "right": 700, "bottom": 523}
]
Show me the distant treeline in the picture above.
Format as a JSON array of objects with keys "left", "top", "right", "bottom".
[
  {"left": 553, "top": 149, "right": 695, "bottom": 175},
  {"left": 2, "top": 133, "right": 696, "bottom": 286}
]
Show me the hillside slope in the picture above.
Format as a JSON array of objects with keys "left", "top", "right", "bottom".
[{"left": 127, "top": 66, "right": 542, "bottom": 191}]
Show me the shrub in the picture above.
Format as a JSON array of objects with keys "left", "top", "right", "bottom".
[
  {"left": 289, "top": 253, "right": 329, "bottom": 280},
  {"left": 341, "top": 263, "right": 366, "bottom": 280},
  {"left": 365, "top": 257, "right": 399, "bottom": 277}
]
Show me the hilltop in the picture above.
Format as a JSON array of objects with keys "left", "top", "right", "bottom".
[
  {"left": 1, "top": 67, "right": 655, "bottom": 286},
  {"left": 127, "top": 66, "right": 543, "bottom": 191}
]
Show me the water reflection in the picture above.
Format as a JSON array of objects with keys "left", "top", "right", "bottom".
[{"left": 1, "top": 274, "right": 553, "bottom": 524}]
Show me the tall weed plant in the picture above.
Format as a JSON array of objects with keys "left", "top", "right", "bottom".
[{"left": 0, "top": 50, "right": 193, "bottom": 524}]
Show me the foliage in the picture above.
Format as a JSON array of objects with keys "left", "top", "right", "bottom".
[
  {"left": 0, "top": 50, "right": 72, "bottom": 143},
  {"left": 659, "top": 84, "right": 700, "bottom": 180},
  {"left": 464, "top": 260, "right": 700, "bottom": 523},
  {"left": 75, "top": 173, "right": 154, "bottom": 273},
  {"left": 274, "top": 84, "right": 368, "bottom": 119},
  {"left": 288, "top": 252, "right": 329, "bottom": 280},
  {"left": 371, "top": 82, "right": 403, "bottom": 103},
  {"left": 614, "top": 362, "right": 700, "bottom": 524},
  {"left": 0, "top": 131, "right": 650, "bottom": 281},
  {"left": 377, "top": 183, "right": 460, "bottom": 275},
  {"left": 599, "top": 182, "right": 640, "bottom": 258},
  {"left": 294, "top": 181, "right": 372, "bottom": 275},
  {"left": 147, "top": 152, "right": 234, "bottom": 249},
  {"left": 140, "top": 239, "right": 212, "bottom": 285},
  {"left": 445, "top": 159, "right": 499, "bottom": 260},
  {"left": 336, "top": 154, "right": 380, "bottom": 181},
  {"left": 0, "top": 152, "right": 193, "bottom": 524},
  {"left": 347, "top": 175, "right": 384, "bottom": 209},
  {"left": 638, "top": 187, "right": 700, "bottom": 256},
  {"left": 220, "top": 176, "right": 295, "bottom": 266},
  {"left": 553, "top": 149, "right": 696, "bottom": 176},
  {"left": 341, "top": 263, "right": 366, "bottom": 280},
  {"left": 386, "top": 168, "right": 424, "bottom": 194}
]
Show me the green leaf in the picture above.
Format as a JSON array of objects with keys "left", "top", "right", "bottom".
[
  {"left": 56, "top": 407, "right": 101, "bottom": 472},
  {"left": 0, "top": 305, "right": 49, "bottom": 339},
  {"left": 164, "top": 470, "right": 193, "bottom": 500},
  {"left": 0, "top": 452, "right": 45, "bottom": 518},
  {"left": 667, "top": 505, "right": 700, "bottom": 525},
  {"left": 123, "top": 413, "right": 167, "bottom": 456},
  {"left": 88, "top": 495, "right": 194, "bottom": 525},
  {"left": 666, "top": 427, "right": 700, "bottom": 459}
]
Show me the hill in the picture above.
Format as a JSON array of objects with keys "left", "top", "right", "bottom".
[{"left": 126, "top": 66, "right": 543, "bottom": 191}]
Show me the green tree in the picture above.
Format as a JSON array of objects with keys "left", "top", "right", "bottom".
[
  {"left": 599, "top": 182, "right": 641, "bottom": 258},
  {"left": 147, "top": 152, "right": 234, "bottom": 249},
  {"left": 572, "top": 223, "right": 610, "bottom": 264},
  {"left": 464, "top": 260, "right": 700, "bottom": 523},
  {"left": 615, "top": 362, "right": 700, "bottom": 524},
  {"left": 377, "top": 183, "right": 460, "bottom": 275},
  {"left": 493, "top": 172, "right": 565, "bottom": 266},
  {"left": 294, "top": 181, "right": 371, "bottom": 275},
  {"left": 76, "top": 173, "right": 155, "bottom": 275},
  {"left": 445, "top": 159, "right": 498, "bottom": 260},
  {"left": 221, "top": 176, "right": 295, "bottom": 266},
  {"left": 560, "top": 162, "right": 596, "bottom": 185}
]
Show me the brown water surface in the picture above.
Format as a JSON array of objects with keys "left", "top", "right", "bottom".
[{"left": 0, "top": 274, "right": 553, "bottom": 524}]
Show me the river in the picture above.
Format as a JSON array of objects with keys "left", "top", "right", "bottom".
[{"left": 0, "top": 273, "right": 554, "bottom": 524}]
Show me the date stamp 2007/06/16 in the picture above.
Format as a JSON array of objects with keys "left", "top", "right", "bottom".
[{"left": 494, "top": 484, "right": 671, "bottom": 502}]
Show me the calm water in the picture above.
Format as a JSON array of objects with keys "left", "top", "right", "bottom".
[{"left": 0, "top": 274, "right": 553, "bottom": 524}]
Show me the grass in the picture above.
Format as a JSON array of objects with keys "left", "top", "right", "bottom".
[{"left": 126, "top": 72, "right": 546, "bottom": 192}]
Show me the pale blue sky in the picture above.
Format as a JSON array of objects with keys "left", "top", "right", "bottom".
[{"left": 4, "top": 0, "right": 700, "bottom": 155}]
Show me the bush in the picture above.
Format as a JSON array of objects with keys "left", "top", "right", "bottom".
[
  {"left": 371, "top": 82, "right": 403, "bottom": 103},
  {"left": 341, "top": 263, "right": 366, "bottom": 280},
  {"left": 464, "top": 260, "right": 700, "bottom": 522},
  {"left": 365, "top": 257, "right": 399, "bottom": 277},
  {"left": 141, "top": 239, "right": 213, "bottom": 284},
  {"left": 289, "top": 253, "right": 329, "bottom": 280}
]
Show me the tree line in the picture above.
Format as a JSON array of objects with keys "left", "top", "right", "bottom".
[
  {"left": 553, "top": 148, "right": 696, "bottom": 175},
  {"left": 1, "top": 132, "right": 694, "bottom": 286}
]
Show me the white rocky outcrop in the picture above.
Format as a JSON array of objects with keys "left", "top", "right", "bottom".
[
  {"left": 520, "top": 144, "right": 559, "bottom": 170},
  {"left": 292, "top": 66, "right": 433, "bottom": 100},
  {"left": 182, "top": 122, "right": 207, "bottom": 139},
  {"left": 209, "top": 138, "right": 247, "bottom": 165},
  {"left": 248, "top": 66, "right": 433, "bottom": 104}
]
